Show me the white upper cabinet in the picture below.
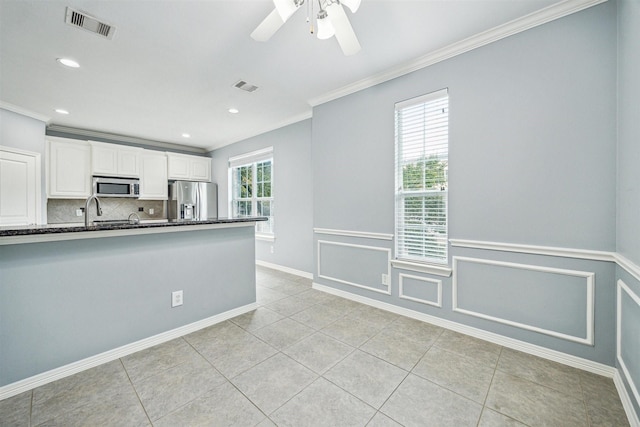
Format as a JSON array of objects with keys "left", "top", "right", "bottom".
[
  {"left": 167, "top": 152, "right": 211, "bottom": 182},
  {"left": 0, "top": 146, "right": 41, "bottom": 225},
  {"left": 48, "top": 138, "right": 91, "bottom": 198},
  {"left": 139, "top": 151, "right": 168, "bottom": 200},
  {"left": 90, "top": 141, "right": 141, "bottom": 178}
]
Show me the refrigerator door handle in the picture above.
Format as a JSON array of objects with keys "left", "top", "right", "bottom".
[{"left": 195, "top": 184, "right": 200, "bottom": 220}]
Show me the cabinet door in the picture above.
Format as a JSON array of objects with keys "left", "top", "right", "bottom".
[
  {"left": 117, "top": 149, "right": 140, "bottom": 177},
  {"left": 49, "top": 140, "right": 91, "bottom": 198},
  {"left": 167, "top": 154, "right": 190, "bottom": 180},
  {"left": 91, "top": 143, "right": 118, "bottom": 176},
  {"left": 190, "top": 157, "right": 211, "bottom": 182},
  {"left": 139, "top": 153, "right": 168, "bottom": 200},
  {"left": 0, "top": 148, "right": 40, "bottom": 225}
]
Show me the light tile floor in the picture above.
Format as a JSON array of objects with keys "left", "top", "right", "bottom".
[{"left": 0, "top": 266, "right": 631, "bottom": 426}]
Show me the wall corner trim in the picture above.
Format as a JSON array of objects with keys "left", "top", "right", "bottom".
[{"left": 615, "top": 253, "right": 640, "bottom": 282}]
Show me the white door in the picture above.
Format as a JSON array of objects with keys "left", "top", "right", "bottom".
[{"left": 0, "top": 147, "right": 41, "bottom": 225}]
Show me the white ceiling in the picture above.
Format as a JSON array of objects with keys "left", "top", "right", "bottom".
[{"left": 0, "top": 0, "right": 563, "bottom": 151}]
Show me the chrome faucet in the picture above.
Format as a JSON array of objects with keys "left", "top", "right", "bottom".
[
  {"left": 84, "top": 194, "right": 103, "bottom": 227},
  {"left": 128, "top": 212, "right": 140, "bottom": 224}
]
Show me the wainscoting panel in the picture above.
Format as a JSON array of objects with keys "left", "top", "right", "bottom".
[
  {"left": 317, "top": 240, "right": 391, "bottom": 295},
  {"left": 399, "top": 273, "right": 442, "bottom": 307},
  {"left": 453, "top": 256, "right": 594, "bottom": 345},
  {"left": 617, "top": 279, "right": 640, "bottom": 407}
]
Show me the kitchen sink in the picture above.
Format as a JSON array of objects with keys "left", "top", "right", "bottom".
[{"left": 92, "top": 219, "right": 135, "bottom": 226}]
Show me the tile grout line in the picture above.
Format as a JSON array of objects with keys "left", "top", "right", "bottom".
[
  {"left": 181, "top": 333, "right": 278, "bottom": 424},
  {"left": 118, "top": 357, "right": 154, "bottom": 426}
]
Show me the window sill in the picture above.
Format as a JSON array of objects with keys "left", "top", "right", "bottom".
[
  {"left": 391, "top": 259, "right": 452, "bottom": 277},
  {"left": 256, "top": 233, "right": 275, "bottom": 242}
]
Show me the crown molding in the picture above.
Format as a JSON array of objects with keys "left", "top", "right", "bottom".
[
  {"left": 0, "top": 101, "right": 51, "bottom": 123},
  {"left": 308, "top": 0, "right": 608, "bottom": 107}
]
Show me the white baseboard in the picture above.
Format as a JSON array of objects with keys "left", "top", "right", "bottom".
[
  {"left": 0, "top": 302, "right": 258, "bottom": 401},
  {"left": 256, "top": 260, "right": 313, "bottom": 280},
  {"left": 614, "top": 370, "right": 640, "bottom": 427},
  {"left": 312, "top": 282, "right": 615, "bottom": 377}
]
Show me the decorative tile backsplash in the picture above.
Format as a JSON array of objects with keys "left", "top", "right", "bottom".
[{"left": 47, "top": 198, "right": 166, "bottom": 224}]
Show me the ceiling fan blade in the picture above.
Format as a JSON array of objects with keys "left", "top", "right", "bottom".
[
  {"left": 250, "top": 8, "right": 285, "bottom": 42},
  {"left": 326, "top": 3, "right": 361, "bottom": 56}
]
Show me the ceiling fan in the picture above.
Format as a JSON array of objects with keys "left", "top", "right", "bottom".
[{"left": 251, "top": 0, "right": 362, "bottom": 56}]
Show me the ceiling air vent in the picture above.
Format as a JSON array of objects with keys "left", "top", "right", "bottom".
[
  {"left": 65, "top": 7, "right": 116, "bottom": 40},
  {"left": 234, "top": 80, "right": 259, "bottom": 93}
]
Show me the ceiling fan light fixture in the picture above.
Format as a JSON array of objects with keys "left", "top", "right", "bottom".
[
  {"left": 341, "top": 0, "right": 361, "bottom": 13},
  {"left": 316, "top": 10, "right": 335, "bottom": 40}
]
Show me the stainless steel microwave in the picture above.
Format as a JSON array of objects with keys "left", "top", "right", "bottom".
[{"left": 92, "top": 176, "right": 140, "bottom": 198}]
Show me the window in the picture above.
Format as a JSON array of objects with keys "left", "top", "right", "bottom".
[
  {"left": 395, "top": 89, "right": 449, "bottom": 264},
  {"left": 229, "top": 147, "right": 274, "bottom": 237}
]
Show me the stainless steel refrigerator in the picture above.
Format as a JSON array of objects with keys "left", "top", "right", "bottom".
[{"left": 168, "top": 181, "right": 218, "bottom": 221}]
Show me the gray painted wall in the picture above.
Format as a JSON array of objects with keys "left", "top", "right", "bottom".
[
  {"left": 312, "top": 1, "right": 618, "bottom": 365},
  {"left": 617, "top": 0, "right": 640, "bottom": 266},
  {"left": 209, "top": 119, "right": 313, "bottom": 274},
  {"left": 616, "top": 0, "right": 640, "bottom": 417},
  {"left": 0, "top": 108, "right": 48, "bottom": 223},
  {"left": 0, "top": 226, "right": 256, "bottom": 386}
]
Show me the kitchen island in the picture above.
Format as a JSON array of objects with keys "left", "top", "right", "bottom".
[{"left": 0, "top": 217, "right": 266, "bottom": 396}]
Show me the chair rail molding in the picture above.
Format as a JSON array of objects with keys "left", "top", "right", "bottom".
[
  {"left": 449, "top": 238, "right": 615, "bottom": 262},
  {"left": 314, "top": 227, "right": 394, "bottom": 241}
]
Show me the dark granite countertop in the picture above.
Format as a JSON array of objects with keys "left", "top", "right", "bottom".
[{"left": 0, "top": 217, "right": 267, "bottom": 238}]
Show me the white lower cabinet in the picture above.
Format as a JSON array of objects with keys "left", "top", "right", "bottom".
[
  {"left": 139, "top": 152, "right": 168, "bottom": 200},
  {"left": 48, "top": 138, "right": 91, "bottom": 198}
]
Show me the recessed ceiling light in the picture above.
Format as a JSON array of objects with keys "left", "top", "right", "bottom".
[
  {"left": 55, "top": 109, "right": 69, "bottom": 115},
  {"left": 182, "top": 133, "right": 190, "bottom": 138},
  {"left": 228, "top": 108, "right": 239, "bottom": 114},
  {"left": 57, "top": 58, "right": 80, "bottom": 68}
]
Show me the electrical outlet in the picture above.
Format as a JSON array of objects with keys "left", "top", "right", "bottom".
[
  {"left": 138, "top": 207, "right": 144, "bottom": 212},
  {"left": 270, "top": 245, "right": 274, "bottom": 254},
  {"left": 149, "top": 208, "right": 154, "bottom": 215},
  {"left": 171, "top": 290, "right": 183, "bottom": 307},
  {"left": 75, "top": 209, "right": 83, "bottom": 217},
  {"left": 381, "top": 274, "right": 389, "bottom": 286}
]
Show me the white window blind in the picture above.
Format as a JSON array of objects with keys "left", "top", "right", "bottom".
[
  {"left": 395, "top": 89, "right": 449, "bottom": 264},
  {"left": 229, "top": 147, "right": 274, "bottom": 236}
]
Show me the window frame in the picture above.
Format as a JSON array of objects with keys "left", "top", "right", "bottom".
[
  {"left": 228, "top": 147, "right": 274, "bottom": 239},
  {"left": 394, "top": 88, "right": 449, "bottom": 265}
]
